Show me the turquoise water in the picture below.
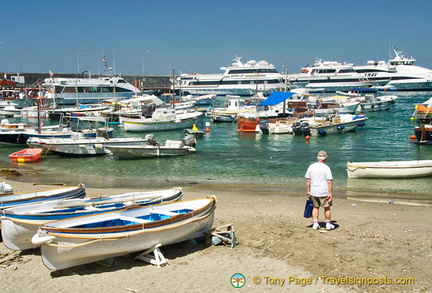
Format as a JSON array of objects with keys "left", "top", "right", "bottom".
[{"left": 1, "top": 91, "right": 431, "bottom": 204}]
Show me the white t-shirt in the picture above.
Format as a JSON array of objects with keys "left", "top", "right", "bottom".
[{"left": 305, "top": 162, "right": 333, "bottom": 197}]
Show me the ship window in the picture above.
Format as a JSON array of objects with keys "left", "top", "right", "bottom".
[
  {"left": 88, "top": 87, "right": 99, "bottom": 93},
  {"left": 117, "top": 79, "right": 127, "bottom": 83},
  {"left": 338, "top": 69, "right": 356, "bottom": 73}
]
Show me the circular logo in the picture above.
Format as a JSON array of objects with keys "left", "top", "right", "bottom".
[{"left": 231, "top": 273, "right": 246, "bottom": 288}]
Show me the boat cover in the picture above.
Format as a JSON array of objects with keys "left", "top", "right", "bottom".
[{"left": 258, "top": 92, "right": 296, "bottom": 106}]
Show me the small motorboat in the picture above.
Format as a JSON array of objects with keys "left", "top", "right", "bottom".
[
  {"left": 346, "top": 160, "right": 432, "bottom": 179},
  {"left": 106, "top": 134, "right": 197, "bottom": 159},
  {"left": 9, "top": 148, "right": 43, "bottom": 163}
]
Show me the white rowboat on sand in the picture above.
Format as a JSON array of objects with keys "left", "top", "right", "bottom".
[
  {"left": 346, "top": 160, "right": 432, "bottom": 179},
  {"left": 32, "top": 196, "right": 216, "bottom": 270}
]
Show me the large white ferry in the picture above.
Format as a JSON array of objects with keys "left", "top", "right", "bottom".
[
  {"left": 287, "top": 47, "right": 432, "bottom": 92},
  {"left": 286, "top": 59, "right": 383, "bottom": 93},
  {"left": 353, "top": 47, "right": 432, "bottom": 91},
  {"left": 43, "top": 75, "right": 139, "bottom": 105},
  {"left": 176, "top": 57, "right": 286, "bottom": 96}
]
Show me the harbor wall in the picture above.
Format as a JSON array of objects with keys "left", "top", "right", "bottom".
[{"left": 1, "top": 73, "right": 172, "bottom": 92}]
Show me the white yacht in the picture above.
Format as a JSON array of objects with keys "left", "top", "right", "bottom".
[
  {"left": 353, "top": 47, "right": 432, "bottom": 91},
  {"left": 43, "top": 75, "right": 140, "bottom": 105},
  {"left": 176, "top": 57, "right": 286, "bottom": 96},
  {"left": 286, "top": 59, "right": 380, "bottom": 93}
]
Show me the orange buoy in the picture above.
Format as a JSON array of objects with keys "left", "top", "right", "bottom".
[
  {"left": 305, "top": 135, "right": 311, "bottom": 140},
  {"left": 410, "top": 135, "right": 416, "bottom": 139}
]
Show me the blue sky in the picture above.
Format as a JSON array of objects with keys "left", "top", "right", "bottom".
[{"left": 2, "top": 0, "right": 432, "bottom": 76}]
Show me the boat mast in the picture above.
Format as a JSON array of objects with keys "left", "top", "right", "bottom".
[{"left": 172, "top": 68, "right": 176, "bottom": 108}]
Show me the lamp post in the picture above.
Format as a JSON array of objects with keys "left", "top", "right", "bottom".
[
  {"left": 77, "top": 47, "right": 84, "bottom": 75},
  {"left": 142, "top": 50, "right": 149, "bottom": 75}
]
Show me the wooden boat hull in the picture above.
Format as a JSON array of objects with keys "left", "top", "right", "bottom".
[
  {"left": 346, "top": 160, "right": 432, "bottom": 178},
  {"left": 0, "top": 184, "right": 86, "bottom": 209},
  {"left": 414, "top": 124, "right": 432, "bottom": 144},
  {"left": 1, "top": 188, "right": 182, "bottom": 251},
  {"left": 32, "top": 197, "right": 216, "bottom": 270}
]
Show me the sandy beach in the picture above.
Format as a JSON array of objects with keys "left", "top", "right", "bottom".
[{"left": 0, "top": 175, "right": 431, "bottom": 293}]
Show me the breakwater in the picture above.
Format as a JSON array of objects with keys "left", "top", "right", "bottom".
[{"left": 2, "top": 72, "right": 172, "bottom": 92}]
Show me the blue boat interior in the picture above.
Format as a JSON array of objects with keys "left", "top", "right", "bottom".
[{"left": 72, "top": 208, "right": 193, "bottom": 229}]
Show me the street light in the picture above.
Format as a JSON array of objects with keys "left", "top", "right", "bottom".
[
  {"left": 77, "top": 47, "right": 84, "bottom": 74},
  {"left": 142, "top": 50, "right": 149, "bottom": 75}
]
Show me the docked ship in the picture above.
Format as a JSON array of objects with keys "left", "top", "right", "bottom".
[
  {"left": 286, "top": 59, "right": 383, "bottom": 93},
  {"left": 287, "top": 47, "right": 432, "bottom": 92},
  {"left": 43, "top": 75, "right": 140, "bottom": 105},
  {"left": 175, "top": 57, "right": 286, "bottom": 96},
  {"left": 353, "top": 47, "right": 432, "bottom": 91}
]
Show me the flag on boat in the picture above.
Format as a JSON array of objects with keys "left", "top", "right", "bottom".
[
  {"left": 102, "top": 56, "right": 106, "bottom": 62},
  {"left": 49, "top": 70, "right": 53, "bottom": 77}
]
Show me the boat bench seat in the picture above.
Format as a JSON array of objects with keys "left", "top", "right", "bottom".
[
  {"left": 150, "top": 209, "right": 178, "bottom": 216},
  {"left": 164, "top": 140, "right": 183, "bottom": 148},
  {"left": 119, "top": 216, "right": 151, "bottom": 224}
]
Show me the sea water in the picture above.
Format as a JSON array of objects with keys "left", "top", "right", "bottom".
[{"left": 0, "top": 92, "right": 431, "bottom": 205}]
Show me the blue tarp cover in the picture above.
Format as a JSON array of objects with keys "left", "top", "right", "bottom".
[{"left": 258, "top": 92, "right": 296, "bottom": 106}]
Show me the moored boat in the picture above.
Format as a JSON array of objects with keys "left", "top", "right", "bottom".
[
  {"left": 346, "top": 160, "right": 432, "bottom": 179},
  {"left": 176, "top": 57, "right": 286, "bottom": 96},
  {"left": 32, "top": 196, "right": 216, "bottom": 270},
  {"left": 106, "top": 134, "right": 197, "bottom": 158},
  {"left": 122, "top": 108, "right": 203, "bottom": 132},
  {"left": 295, "top": 114, "right": 367, "bottom": 136},
  {"left": 1, "top": 188, "right": 183, "bottom": 251}
]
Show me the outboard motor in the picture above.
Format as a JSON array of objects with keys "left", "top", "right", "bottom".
[
  {"left": 183, "top": 134, "right": 197, "bottom": 148},
  {"left": 292, "top": 121, "right": 301, "bottom": 135},
  {"left": 145, "top": 134, "right": 158, "bottom": 146},
  {"left": 259, "top": 120, "right": 270, "bottom": 134},
  {"left": 300, "top": 122, "right": 311, "bottom": 136}
]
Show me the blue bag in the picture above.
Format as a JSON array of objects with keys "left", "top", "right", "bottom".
[{"left": 303, "top": 199, "right": 314, "bottom": 218}]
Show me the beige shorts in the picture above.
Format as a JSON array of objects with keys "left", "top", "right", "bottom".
[{"left": 311, "top": 196, "right": 332, "bottom": 208}]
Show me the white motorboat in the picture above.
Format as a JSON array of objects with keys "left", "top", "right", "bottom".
[
  {"left": 176, "top": 57, "right": 286, "bottom": 96},
  {"left": 1, "top": 188, "right": 182, "bottom": 251},
  {"left": 32, "top": 196, "right": 216, "bottom": 270},
  {"left": 346, "top": 160, "right": 432, "bottom": 179},
  {"left": 106, "top": 134, "right": 196, "bottom": 158},
  {"left": 27, "top": 135, "right": 149, "bottom": 156},
  {"left": 122, "top": 107, "right": 203, "bottom": 132},
  {"left": 293, "top": 114, "right": 367, "bottom": 136}
]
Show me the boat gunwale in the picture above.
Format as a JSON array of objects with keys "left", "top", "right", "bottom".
[{"left": 40, "top": 196, "right": 216, "bottom": 236}]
